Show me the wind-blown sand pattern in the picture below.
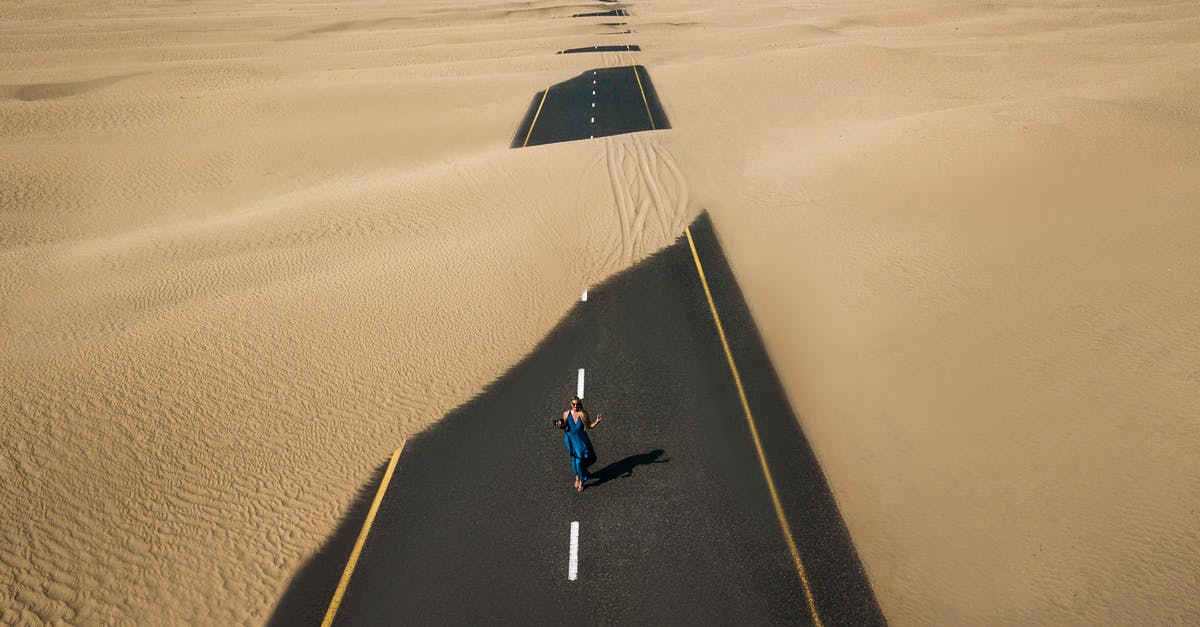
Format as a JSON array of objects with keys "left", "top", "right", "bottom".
[{"left": 2, "top": 0, "right": 1198, "bottom": 624}]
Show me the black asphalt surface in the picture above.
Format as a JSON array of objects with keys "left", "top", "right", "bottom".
[
  {"left": 309, "top": 213, "right": 885, "bottom": 626},
  {"left": 511, "top": 65, "right": 670, "bottom": 148},
  {"left": 559, "top": 44, "right": 641, "bottom": 54},
  {"left": 572, "top": 9, "right": 628, "bottom": 17}
]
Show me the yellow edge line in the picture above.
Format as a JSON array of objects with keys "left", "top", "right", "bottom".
[
  {"left": 684, "top": 226, "right": 824, "bottom": 627},
  {"left": 321, "top": 441, "right": 407, "bottom": 627},
  {"left": 522, "top": 87, "right": 551, "bottom": 148},
  {"left": 631, "top": 65, "right": 655, "bottom": 130}
]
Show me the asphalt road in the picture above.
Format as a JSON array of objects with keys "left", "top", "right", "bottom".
[
  {"left": 572, "top": 9, "right": 628, "bottom": 17},
  {"left": 559, "top": 44, "right": 642, "bottom": 54},
  {"left": 318, "top": 213, "right": 885, "bottom": 625},
  {"left": 512, "top": 65, "right": 670, "bottom": 148}
]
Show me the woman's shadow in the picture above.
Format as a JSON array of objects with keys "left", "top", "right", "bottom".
[{"left": 586, "top": 448, "right": 669, "bottom": 489}]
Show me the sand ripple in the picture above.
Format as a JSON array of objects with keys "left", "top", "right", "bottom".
[{"left": 4, "top": 0, "right": 1199, "bottom": 624}]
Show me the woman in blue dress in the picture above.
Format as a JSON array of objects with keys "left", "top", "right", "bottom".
[{"left": 559, "top": 396, "right": 603, "bottom": 492}]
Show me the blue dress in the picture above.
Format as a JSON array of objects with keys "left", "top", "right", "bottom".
[{"left": 563, "top": 412, "right": 597, "bottom": 481}]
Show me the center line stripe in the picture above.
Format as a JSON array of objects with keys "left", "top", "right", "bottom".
[
  {"left": 577, "top": 369, "right": 585, "bottom": 398},
  {"left": 684, "top": 226, "right": 824, "bottom": 627},
  {"left": 568, "top": 521, "right": 580, "bottom": 580}
]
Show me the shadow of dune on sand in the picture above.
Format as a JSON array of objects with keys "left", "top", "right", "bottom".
[
  {"left": 3, "top": 73, "right": 138, "bottom": 101},
  {"left": 586, "top": 448, "right": 669, "bottom": 489},
  {"left": 266, "top": 460, "right": 390, "bottom": 627},
  {"left": 277, "top": 17, "right": 413, "bottom": 41}
]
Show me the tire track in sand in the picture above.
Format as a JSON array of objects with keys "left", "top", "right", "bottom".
[{"left": 596, "top": 134, "right": 690, "bottom": 270}]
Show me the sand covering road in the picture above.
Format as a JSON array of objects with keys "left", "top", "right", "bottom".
[{"left": 2, "top": 0, "right": 1197, "bottom": 623}]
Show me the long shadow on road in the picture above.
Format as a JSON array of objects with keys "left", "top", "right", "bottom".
[{"left": 585, "top": 448, "right": 670, "bottom": 489}]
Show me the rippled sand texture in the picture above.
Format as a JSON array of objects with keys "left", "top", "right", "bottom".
[
  {"left": 0, "top": 1, "right": 691, "bottom": 623},
  {"left": 3, "top": 0, "right": 1198, "bottom": 624},
  {"left": 647, "top": 0, "right": 1200, "bottom": 623}
]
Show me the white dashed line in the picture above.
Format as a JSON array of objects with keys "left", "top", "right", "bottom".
[
  {"left": 582, "top": 290, "right": 588, "bottom": 301},
  {"left": 568, "top": 521, "right": 580, "bottom": 581},
  {"left": 590, "top": 117, "right": 594, "bottom": 123},
  {"left": 577, "top": 369, "right": 585, "bottom": 398}
]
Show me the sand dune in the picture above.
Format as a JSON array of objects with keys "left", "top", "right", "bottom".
[
  {"left": 651, "top": 0, "right": 1200, "bottom": 623},
  {"left": 2, "top": 0, "right": 1197, "bottom": 623}
]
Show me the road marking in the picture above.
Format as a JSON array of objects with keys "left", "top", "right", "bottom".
[
  {"left": 521, "top": 87, "right": 550, "bottom": 148},
  {"left": 321, "top": 442, "right": 407, "bottom": 627},
  {"left": 632, "top": 66, "right": 655, "bottom": 130},
  {"left": 684, "top": 227, "right": 824, "bottom": 627},
  {"left": 582, "top": 289, "right": 588, "bottom": 301},
  {"left": 592, "top": 102, "right": 595, "bottom": 107},
  {"left": 577, "top": 368, "right": 585, "bottom": 398},
  {"left": 568, "top": 521, "right": 580, "bottom": 580},
  {"left": 592, "top": 90, "right": 596, "bottom": 95},
  {"left": 590, "top": 117, "right": 595, "bottom": 123}
]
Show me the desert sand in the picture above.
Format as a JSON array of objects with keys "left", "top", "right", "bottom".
[{"left": 2, "top": 0, "right": 1197, "bottom": 624}]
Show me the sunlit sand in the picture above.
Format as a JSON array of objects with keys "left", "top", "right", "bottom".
[{"left": 2, "top": 0, "right": 1197, "bottom": 623}]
